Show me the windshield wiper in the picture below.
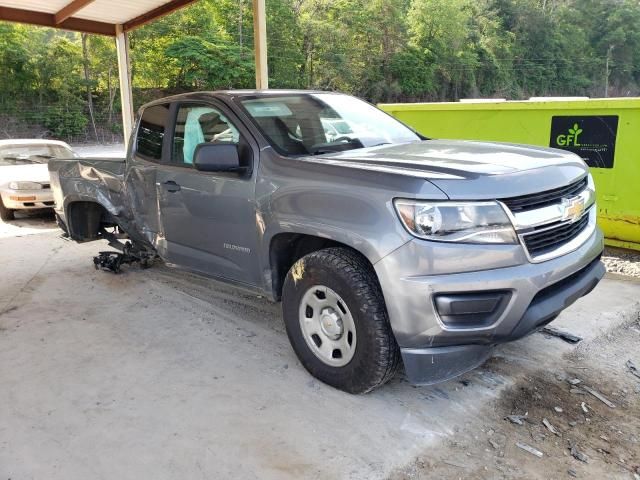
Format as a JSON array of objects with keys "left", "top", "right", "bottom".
[
  {"left": 1, "top": 156, "right": 38, "bottom": 163},
  {"left": 310, "top": 137, "right": 364, "bottom": 155},
  {"left": 311, "top": 149, "right": 336, "bottom": 156},
  {"left": 30, "top": 154, "right": 55, "bottom": 163}
]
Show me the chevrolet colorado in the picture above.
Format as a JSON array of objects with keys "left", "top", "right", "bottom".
[{"left": 49, "top": 90, "right": 605, "bottom": 393}]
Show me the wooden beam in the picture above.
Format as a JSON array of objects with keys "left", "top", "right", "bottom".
[
  {"left": 0, "top": 6, "right": 115, "bottom": 36},
  {"left": 54, "top": 0, "right": 96, "bottom": 25},
  {"left": 115, "top": 24, "right": 135, "bottom": 148},
  {"left": 123, "top": 0, "right": 198, "bottom": 31},
  {"left": 253, "top": 0, "right": 268, "bottom": 89}
]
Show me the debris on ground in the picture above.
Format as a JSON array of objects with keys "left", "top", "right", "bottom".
[
  {"left": 516, "top": 442, "right": 544, "bottom": 458},
  {"left": 389, "top": 317, "right": 640, "bottom": 480},
  {"left": 542, "top": 418, "right": 560, "bottom": 436},
  {"left": 568, "top": 441, "right": 589, "bottom": 463},
  {"left": 626, "top": 360, "right": 640, "bottom": 379},
  {"left": 505, "top": 414, "right": 527, "bottom": 425},
  {"left": 541, "top": 326, "right": 583, "bottom": 344},
  {"left": 442, "top": 459, "right": 467, "bottom": 469},
  {"left": 488, "top": 438, "right": 501, "bottom": 450},
  {"left": 582, "top": 386, "right": 616, "bottom": 408}
]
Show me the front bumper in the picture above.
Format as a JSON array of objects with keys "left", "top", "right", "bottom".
[
  {"left": 0, "top": 189, "right": 54, "bottom": 210},
  {"left": 374, "top": 212, "right": 605, "bottom": 384}
]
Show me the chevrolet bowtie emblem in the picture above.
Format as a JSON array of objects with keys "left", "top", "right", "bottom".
[{"left": 561, "top": 196, "right": 586, "bottom": 223}]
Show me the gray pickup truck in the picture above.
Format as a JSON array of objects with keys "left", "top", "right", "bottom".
[{"left": 49, "top": 90, "right": 605, "bottom": 393}]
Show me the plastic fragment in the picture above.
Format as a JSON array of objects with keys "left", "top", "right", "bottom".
[
  {"left": 542, "top": 418, "right": 560, "bottom": 436},
  {"left": 516, "top": 442, "right": 544, "bottom": 458},
  {"left": 582, "top": 386, "right": 616, "bottom": 408}
]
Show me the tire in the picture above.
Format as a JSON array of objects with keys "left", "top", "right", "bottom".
[
  {"left": 282, "top": 247, "right": 401, "bottom": 394},
  {"left": 0, "top": 198, "right": 14, "bottom": 221}
]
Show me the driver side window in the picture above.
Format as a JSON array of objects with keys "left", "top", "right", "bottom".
[{"left": 171, "top": 104, "right": 240, "bottom": 166}]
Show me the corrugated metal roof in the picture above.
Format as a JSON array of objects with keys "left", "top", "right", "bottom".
[
  {"left": 0, "top": 0, "right": 197, "bottom": 34},
  {"left": 0, "top": 0, "right": 70, "bottom": 14},
  {"left": 72, "top": 0, "right": 173, "bottom": 25}
]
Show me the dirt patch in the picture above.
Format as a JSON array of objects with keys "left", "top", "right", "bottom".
[{"left": 388, "top": 319, "right": 640, "bottom": 480}]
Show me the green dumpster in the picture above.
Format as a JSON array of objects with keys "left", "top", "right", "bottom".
[{"left": 379, "top": 98, "right": 640, "bottom": 251}]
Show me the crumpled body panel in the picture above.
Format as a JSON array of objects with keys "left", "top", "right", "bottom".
[{"left": 48, "top": 157, "right": 150, "bottom": 246}]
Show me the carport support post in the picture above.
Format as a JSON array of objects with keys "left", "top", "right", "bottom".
[
  {"left": 253, "top": 0, "right": 268, "bottom": 89},
  {"left": 115, "top": 24, "right": 134, "bottom": 149}
]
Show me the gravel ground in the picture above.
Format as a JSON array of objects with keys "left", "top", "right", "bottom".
[
  {"left": 389, "top": 316, "right": 640, "bottom": 480},
  {"left": 603, "top": 247, "right": 640, "bottom": 279}
]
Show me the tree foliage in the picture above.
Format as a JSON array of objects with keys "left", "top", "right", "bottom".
[{"left": 0, "top": 0, "right": 639, "bottom": 140}]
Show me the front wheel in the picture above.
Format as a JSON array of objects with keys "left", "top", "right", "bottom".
[
  {"left": 282, "top": 248, "right": 400, "bottom": 394},
  {"left": 0, "top": 198, "right": 15, "bottom": 221}
]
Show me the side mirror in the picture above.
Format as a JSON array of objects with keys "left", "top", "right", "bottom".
[{"left": 193, "top": 143, "right": 243, "bottom": 173}]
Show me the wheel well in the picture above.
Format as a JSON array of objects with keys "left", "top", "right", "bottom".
[
  {"left": 269, "top": 233, "right": 371, "bottom": 300},
  {"left": 66, "top": 201, "right": 116, "bottom": 241}
]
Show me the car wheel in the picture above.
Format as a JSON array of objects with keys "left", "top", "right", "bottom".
[
  {"left": 0, "top": 198, "right": 14, "bottom": 221},
  {"left": 282, "top": 247, "right": 400, "bottom": 394}
]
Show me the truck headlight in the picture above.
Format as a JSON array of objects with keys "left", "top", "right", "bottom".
[
  {"left": 8, "top": 181, "right": 43, "bottom": 190},
  {"left": 394, "top": 199, "right": 517, "bottom": 244}
]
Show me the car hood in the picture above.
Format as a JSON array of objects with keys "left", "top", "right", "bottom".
[
  {"left": 0, "top": 163, "right": 50, "bottom": 187},
  {"left": 310, "top": 140, "right": 587, "bottom": 199}
]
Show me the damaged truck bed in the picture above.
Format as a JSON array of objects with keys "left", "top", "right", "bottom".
[{"left": 49, "top": 157, "right": 155, "bottom": 272}]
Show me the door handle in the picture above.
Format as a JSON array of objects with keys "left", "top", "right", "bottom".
[{"left": 162, "top": 180, "right": 181, "bottom": 193}]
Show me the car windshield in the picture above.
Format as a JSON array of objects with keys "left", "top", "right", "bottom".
[
  {"left": 238, "top": 93, "right": 421, "bottom": 156},
  {"left": 0, "top": 144, "right": 73, "bottom": 166}
]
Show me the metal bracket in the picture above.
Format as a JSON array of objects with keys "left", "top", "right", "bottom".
[{"left": 93, "top": 228, "right": 156, "bottom": 273}]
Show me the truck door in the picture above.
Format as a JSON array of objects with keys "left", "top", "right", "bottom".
[{"left": 154, "top": 101, "right": 261, "bottom": 287}]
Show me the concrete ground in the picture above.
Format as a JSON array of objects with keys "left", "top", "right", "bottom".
[{"left": 1, "top": 211, "right": 639, "bottom": 480}]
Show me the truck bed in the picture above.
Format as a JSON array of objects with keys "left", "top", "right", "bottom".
[{"left": 48, "top": 156, "right": 135, "bottom": 240}]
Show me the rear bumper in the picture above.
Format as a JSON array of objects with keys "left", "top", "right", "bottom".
[
  {"left": 374, "top": 214, "right": 605, "bottom": 384},
  {"left": 0, "top": 189, "right": 54, "bottom": 209}
]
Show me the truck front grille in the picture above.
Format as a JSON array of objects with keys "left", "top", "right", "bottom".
[
  {"left": 501, "top": 176, "right": 588, "bottom": 213},
  {"left": 522, "top": 213, "right": 590, "bottom": 257}
]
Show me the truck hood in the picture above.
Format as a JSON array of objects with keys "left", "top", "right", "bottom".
[
  {"left": 0, "top": 163, "right": 50, "bottom": 187},
  {"left": 310, "top": 140, "right": 587, "bottom": 199}
]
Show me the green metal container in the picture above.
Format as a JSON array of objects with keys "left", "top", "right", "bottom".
[{"left": 380, "top": 98, "right": 640, "bottom": 251}]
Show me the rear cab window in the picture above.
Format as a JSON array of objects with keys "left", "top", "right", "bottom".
[{"left": 135, "top": 104, "right": 170, "bottom": 162}]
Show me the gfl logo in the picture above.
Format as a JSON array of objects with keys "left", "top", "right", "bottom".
[{"left": 557, "top": 123, "right": 583, "bottom": 147}]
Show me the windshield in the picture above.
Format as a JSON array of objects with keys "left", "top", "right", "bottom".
[
  {"left": 239, "top": 93, "right": 421, "bottom": 156},
  {"left": 0, "top": 144, "right": 74, "bottom": 166}
]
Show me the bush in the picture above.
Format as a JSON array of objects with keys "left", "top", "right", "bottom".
[{"left": 43, "top": 104, "right": 88, "bottom": 139}]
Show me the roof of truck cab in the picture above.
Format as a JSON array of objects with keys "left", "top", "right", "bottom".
[
  {"left": 216, "top": 90, "right": 338, "bottom": 96},
  {"left": 139, "top": 90, "right": 342, "bottom": 110}
]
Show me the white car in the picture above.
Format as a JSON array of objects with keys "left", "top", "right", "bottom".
[{"left": 0, "top": 139, "right": 76, "bottom": 221}]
